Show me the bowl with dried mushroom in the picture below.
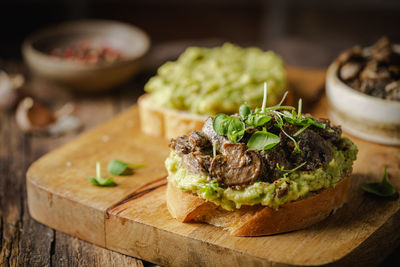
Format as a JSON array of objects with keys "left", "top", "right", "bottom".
[{"left": 326, "top": 37, "right": 400, "bottom": 145}]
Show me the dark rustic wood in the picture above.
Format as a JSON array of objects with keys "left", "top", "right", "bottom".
[{"left": 0, "top": 61, "right": 149, "bottom": 266}]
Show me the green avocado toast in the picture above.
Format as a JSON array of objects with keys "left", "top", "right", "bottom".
[
  {"left": 166, "top": 85, "right": 358, "bottom": 211},
  {"left": 145, "top": 43, "right": 286, "bottom": 115}
]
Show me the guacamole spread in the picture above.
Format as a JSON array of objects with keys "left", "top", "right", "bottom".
[
  {"left": 166, "top": 137, "right": 357, "bottom": 211},
  {"left": 145, "top": 43, "right": 286, "bottom": 115}
]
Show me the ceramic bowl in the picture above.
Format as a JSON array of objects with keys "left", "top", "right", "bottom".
[
  {"left": 22, "top": 20, "right": 150, "bottom": 92},
  {"left": 326, "top": 45, "right": 400, "bottom": 145}
]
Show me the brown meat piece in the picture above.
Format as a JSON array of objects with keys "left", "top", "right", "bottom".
[
  {"left": 188, "top": 130, "right": 211, "bottom": 148},
  {"left": 209, "top": 143, "right": 262, "bottom": 187},
  {"left": 280, "top": 125, "right": 333, "bottom": 170},
  {"left": 385, "top": 81, "right": 400, "bottom": 101},
  {"left": 370, "top": 36, "right": 392, "bottom": 63},
  {"left": 259, "top": 146, "right": 291, "bottom": 182},
  {"left": 170, "top": 135, "right": 192, "bottom": 156},
  {"left": 182, "top": 151, "right": 212, "bottom": 175},
  {"left": 340, "top": 61, "right": 362, "bottom": 81}
]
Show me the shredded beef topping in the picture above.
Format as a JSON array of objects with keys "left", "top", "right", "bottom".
[{"left": 170, "top": 113, "right": 342, "bottom": 188}]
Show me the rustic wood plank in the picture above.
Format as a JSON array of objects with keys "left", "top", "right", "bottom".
[
  {"left": 26, "top": 99, "right": 400, "bottom": 266},
  {"left": 52, "top": 231, "right": 144, "bottom": 267}
]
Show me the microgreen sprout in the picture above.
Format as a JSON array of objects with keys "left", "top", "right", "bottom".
[
  {"left": 297, "top": 98, "right": 302, "bottom": 119},
  {"left": 276, "top": 162, "right": 307, "bottom": 178},
  {"left": 212, "top": 142, "right": 217, "bottom": 158},
  {"left": 89, "top": 162, "right": 115, "bottom": 186},
  {"left": 212, "top": 82, "right": 326, "bottom": 154},
  {"left": 261, "top": 82, "right": 268, "bottom": 112}
]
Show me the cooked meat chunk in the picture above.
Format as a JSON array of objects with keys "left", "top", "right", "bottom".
[
  {"left": 315, "top": 118, "right": 342, "bottom": 143},
  {"left": 170, "top": 135, "right": 192, "bottom": 156},
  {"left": 340, "top": 61, "right": 362, "bottom": 81},
  {"left": 370, "top": 36, "right": 392, "bottom": 63},
  {"left": 171, "top": 130, "right": 213, "bottom": 156},
  {"left": 209, "top": 143, "right": 262, "bottom": 187},
  {"left": 283, "top": 127, "right": 333, "bottom": 170},
  {"left": 260, "top": 146, "right": 291, "bottom": 182},
  {"left": 385, "top": 81, "right": 400, "bottom": 101},
  {"left": 188, "top": 130, "right": 211, "bottom": 148},
  {"left": 182, "top": 152, "right": 212, "bottom": 175}
]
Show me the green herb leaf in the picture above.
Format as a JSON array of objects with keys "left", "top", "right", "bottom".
[
  {"left": 89, "top": 162, "right": 115, "bottom": 187},
  {"left": 213, "top": 114, "right": 229, "bottom": 135},
  {"left": 361, "top": 167, "right": 397, "bottom": 197},
  {"left": 227, "top": 129, "right": 245, "bottom": 143},
  {"left": 283, "top": 115, "right": 326, "bottom": 129},
  {"left": 245, "top": 113, "right": 272, "bottom": 127},
  {"left": 239, "top": 103, "right": 252, "bottom": 120},
  {"left": 108, "top": 160, "right": 146, "bottom": 176},
  {"left": 226, "top": 117, "right": 245, "bottom": 143},
  {"left": 247, "top": 130, "right": 280, "bottom": 151}
]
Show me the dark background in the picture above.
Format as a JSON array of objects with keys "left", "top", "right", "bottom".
[{"left": 1, "top": 0, "right": 400, "bottom": 67}]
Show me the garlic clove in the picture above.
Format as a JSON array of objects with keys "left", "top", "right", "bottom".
[{"left": 16, "top": 97, "right": 55, "bottom": 132}]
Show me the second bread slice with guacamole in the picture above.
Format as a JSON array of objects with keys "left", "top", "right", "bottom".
[{"left": 139, "top": 43, "right": 286, "bottom": 139}]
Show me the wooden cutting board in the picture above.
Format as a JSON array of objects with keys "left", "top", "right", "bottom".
[{"left": 27, "top": 68, "right": 400, "bottom": 266}]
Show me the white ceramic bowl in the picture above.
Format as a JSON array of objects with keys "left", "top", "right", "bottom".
[{"left": 326, "top": 45, "right": 400, "bottom": 145}]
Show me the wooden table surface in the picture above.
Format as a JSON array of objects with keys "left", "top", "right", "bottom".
[{"left": 1, "top": 43, "right": 399, "bottom": 266}]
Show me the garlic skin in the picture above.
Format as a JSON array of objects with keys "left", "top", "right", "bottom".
[{"left": 0, "top": 71, "right": 23, "bottom": 111}]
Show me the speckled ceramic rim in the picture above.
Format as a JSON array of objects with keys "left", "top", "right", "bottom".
[
  {"left": 326, "top": 45, "right": 400, "bottom": 146},
  {"left": 22, "top": 19, "right": 150, "bottom": 71}
]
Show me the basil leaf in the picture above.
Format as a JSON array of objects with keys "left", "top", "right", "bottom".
[
  {"left": 213, "top": 114, "right": 229, "bottom": 135},
  {"left": 227, "top": 129, "right": 245, "bottom": 143},
  {"left": 246, "top": 114, "right": 272, "bottom": 127},
  {"left": 239, "top": 103, "right": 252, "bottom": 120},
  {"left": 108, "top": 160, "right": 146, "bottom": 176},
  {"left": 247, "top": 130, "right": 280, "bottom": 151},
  {"left": 361, "top": 167, "right": 397, "bottom": 197},
  {"left": 226, "top": 117, "right": 245, "bottom": 143},
  {"left": 89, "top": 176, "right": 115, "bottom": 186},
  {"left": 108, "top": 160, "right": 131, "bottom": 175}
]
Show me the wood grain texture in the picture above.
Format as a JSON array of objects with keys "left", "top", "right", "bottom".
[
  {"left": 26, "top": 99, "right": 400, "bottom": 266},
  {"left": 0, "top": 60, "right": 149, "bottom": 267}
]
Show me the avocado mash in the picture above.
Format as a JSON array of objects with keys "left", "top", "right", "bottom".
[
  {"left": 145, "top": 43, "right": 286, "bottom": 115},
  {"left": 166, "top": 137, "right": 357, "bottom": 211}
]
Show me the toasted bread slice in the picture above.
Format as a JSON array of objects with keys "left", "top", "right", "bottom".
[
  {"left": 166, "top": 173, "right": 351, "bottom": 236},
  {"left": 138, "top": 94, "right": 208, "bottom": 139}
]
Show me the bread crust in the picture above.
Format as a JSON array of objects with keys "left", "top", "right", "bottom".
[
  {"left": 166, "top": 173, "right": 351, "bottom": 236},
  {"left": 138, "top": 94, "right": 208, "bottom": 139}
]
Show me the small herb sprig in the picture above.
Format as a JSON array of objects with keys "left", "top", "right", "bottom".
[
  {"left": 361, "top": 167, "right": 397, "bottom": 197},
  {"left": 276, "top": 162, "right": 307, "bottom": 178},
  {"left": 89, "top": 162, "right": 116, "bottom": 186},
  {"left": 212, "top": 82, "right": 326, "bottom": 154},
  {"left": 108, "top": 160, "right": 146, "bottom": 176}
]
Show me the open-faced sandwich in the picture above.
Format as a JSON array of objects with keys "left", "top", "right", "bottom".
[
  {"left": 139, "top": 43, "right": 286, "bottom": 139},
  {"left": 165, "top": 85, "right": 358, "bottom": 236}
]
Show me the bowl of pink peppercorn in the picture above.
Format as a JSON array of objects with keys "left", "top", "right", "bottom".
[{"left": 22, "top": 20, "right": 150, "bottom": 92}]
